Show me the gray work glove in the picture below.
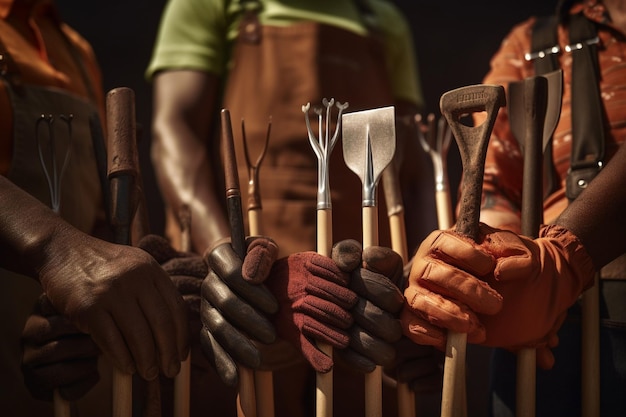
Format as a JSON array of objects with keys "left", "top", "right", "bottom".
[
  {"left": 200, "top": 237, "right": 279, "bottom": 387},
  {"left": 331, "top": 240, "right": 405, "bottom": 372}
]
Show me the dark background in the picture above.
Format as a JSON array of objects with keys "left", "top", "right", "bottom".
[{"left": 55, "top": 0, "right": 558, "bottom": 238}]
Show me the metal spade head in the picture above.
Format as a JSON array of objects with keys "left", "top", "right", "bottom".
[
  {"left": 342, "top": 106, "right": 396, "bottom": 207},
  {"left": 509, "top": 69, "right": 563, "bottom": 152}
]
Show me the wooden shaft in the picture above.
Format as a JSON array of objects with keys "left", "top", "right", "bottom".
[
  {"left": 112, "top": 368, "right": 133, "bottom": 417},
  {"left": 440, "top": 332, "right": 467, "bottom": 417},
  {"left": 255, "top": 371, "right": 275, "bottom": 417},
  {"left": 248, "top": 209, "right": 262, "bottom": 236},
  {"left": 237, "top": 369, "right": 258, "bottom": 417},
  {"left": 362, "top": 205, "right": 383, "bottom": 417},
  {"left": 174, "top": 205, "right": 192, "bottom": 417},
  {"left": 316, "top": 208, "right": 333, "bottom": 417},
  {"left": 388, "top": 213, "right": 408, "bottom": 263},
  {"left": 174, "top": 357, "right": 191, "bottom": 417},
  {"left": 435, "top": 190, "right": 453, "bottom": 230},
  {"left": 434, "top": 169, "right": 463, "bottom": 417},
  {"left": 247, "top": 198, "right": 275, "bottom": 417},
  {"left": 516, "top": 349, "right": 536, "bottom": 417},
  {"left": 53, "top": 390, "right": 71, "bottom": 417},
  {"left": 582, "top": 274, "right": 600, "bottom": 417}
]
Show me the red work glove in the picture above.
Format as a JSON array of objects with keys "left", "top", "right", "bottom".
[
  {"left": 331, "top": 240, "right": 404, "bottom": 372},
  {"left": 200, "top": 237, "right": 279, "bottom": 386},
  {"left": 264, "top": 251, "right": 359, "bottom": 373},
  {"left": 402, "top": 223, "right": 595, "bottom": 369},
  {"left": 21, "top": 293, "right": 100, "bottom": 402}
]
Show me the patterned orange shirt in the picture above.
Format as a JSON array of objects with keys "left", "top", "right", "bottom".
[{"left": 479, "top": 0, "right": 626, "bottom": 225}]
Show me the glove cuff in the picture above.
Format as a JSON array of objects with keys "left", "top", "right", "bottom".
[{"left": 539, "top": 224, "right": 596, "bottom": 291}]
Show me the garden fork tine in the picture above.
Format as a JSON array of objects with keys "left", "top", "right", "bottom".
[{"left": 242, "top": 118, "right": 271, "bottom": 237}]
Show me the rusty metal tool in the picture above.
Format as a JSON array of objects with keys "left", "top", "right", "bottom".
[
  {"left": 508, "top": 70, "right": 562, "bottom": 417},
  {"left": 303, "top": 98, "right": 348, "bottom": 417},
  {"left": 107, "top": 87, "right": 140, "bottom": 417},
  {"left": 221, "top": 109, "right": 258, "bottom": 417},
  {"left": 439, "top": 84, "right": 506, "bottom": 417},
  {"left": 342, "top": 105, "right": 396, "bottom": 417},
  {"left": 241, "top": 118, "right": 274, "bottom": 417}
]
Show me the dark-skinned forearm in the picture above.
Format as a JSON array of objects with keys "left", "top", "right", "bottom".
[
  {"left": 0, "top": 176, "right": 76, "bottom": 278},
  {"left": 556, "top": 143, "right": 626, "bottom": 269}
]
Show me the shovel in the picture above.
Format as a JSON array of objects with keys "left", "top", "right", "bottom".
[
  {"left": 508, "top": 70, "right": 562, "bottom": 417},
  {"left": 440, "top": 84, "right": 506, "bottom": 417},
  {"left": 342, "top": 106, "right": 396, "bottom": 417}
]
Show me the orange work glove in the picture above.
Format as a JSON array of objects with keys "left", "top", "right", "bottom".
[{"left": 402, "top": 223, "right": 595, "bottom": 369}]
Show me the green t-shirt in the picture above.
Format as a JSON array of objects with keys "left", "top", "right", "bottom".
[{"left": 145, "top": 0, "right": 423, "bottom": 107}]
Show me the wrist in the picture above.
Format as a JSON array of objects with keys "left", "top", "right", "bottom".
[{"left": 539, "top": 224, "right": 596, "bottom": 290}]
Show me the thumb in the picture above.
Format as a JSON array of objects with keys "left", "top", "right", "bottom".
[{"left": 242, "top": 237, "right": 279, "bottom": 284}]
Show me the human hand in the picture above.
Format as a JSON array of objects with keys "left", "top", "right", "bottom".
[
  {"left": 21, "top": 293, "right": 100, "bottom": 402},
  {"left": 331, "top": 240, "right": 405, "bottom": 373},
  {"left": 401, "top": 223, "right": 595, "bottom": 369},
  {"left": 37, "top": 227, "right": 188, "bottom": 381},
  {"left": 200, "top": 237, "right": 279, "bottom": 386},
  {"left": 264, "top": 250, "right": 359, "bottom": 373}
]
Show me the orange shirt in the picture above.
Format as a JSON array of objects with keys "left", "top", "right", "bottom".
[
  {"left": 0, "top": 0, "right": 105, "bottom": 175},
  {"left": 479, "top": 0, "right": 626, "bottom": 224}
]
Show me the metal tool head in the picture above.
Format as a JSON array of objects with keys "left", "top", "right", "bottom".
[
  {"left": 303, "top": 98, "right": 349, "bottom": 209},
  {"left": 440, "top": 84, "right": 505, "bottom": 239},
  {"left": 509, "top": 69, "right": 563, "bottom": 152},
  {"left": 415, "top": 113, "right": 453, "bottom": 192},
  {"left": 342, "top": 106, "right": 396, "bottom": 207}
]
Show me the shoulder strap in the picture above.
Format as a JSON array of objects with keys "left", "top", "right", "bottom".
[
  {"left": 566, "top": 12, "right": 605, "bottom": 200},
  {"left": 528, "top": 9, "right": 606, "bottom": 201}
]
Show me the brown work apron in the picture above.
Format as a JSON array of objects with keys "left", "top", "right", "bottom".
[
  {"left": 221, "top": 14, "right": 396, "bottom": 258},
  {"left": 0, "top": 39, "right": 107, "bottom": 416},
  {"left": 218, "top": 14, "right": 403, "bottom": 417}
]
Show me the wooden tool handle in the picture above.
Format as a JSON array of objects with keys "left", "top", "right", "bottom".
[
  {"left": 107, "top": 88, "right": 139, "bottom": 179},
  {"left": 439, "top": 84, "right": 505, "bottom": 417},
  {"left": 106, "top": 87, "right": 139, "bottom": 417}
]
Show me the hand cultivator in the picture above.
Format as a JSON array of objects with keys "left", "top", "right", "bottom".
[{"left": 303, "top": 98, "right": 348, "bottom": 417}]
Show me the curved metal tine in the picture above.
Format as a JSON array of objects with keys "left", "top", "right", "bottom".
[
  {"left": 242, "top": 117, "right": 271, "bottom": 190},
  {"left": 302, "top": 98, "right": 349, "bottom": 209},
  {"left": 35, "top": 113, "right": 73, "bottom": 213}
]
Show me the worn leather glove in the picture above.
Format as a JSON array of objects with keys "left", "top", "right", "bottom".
[
  {"left": 331, "top": 240, "right": 404, "bottom": 373},
  {"left": 21, "top": 293, "right": 100, "bottom": 402},
  {"left": 264, "top": 251, "right": 359, "bottom": 373},
  {"left": 200, "top": 237, "right": 279, "bottom": 386},
  {"left": 402, "top": 223, "right": 595, "bottom": 369}
]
